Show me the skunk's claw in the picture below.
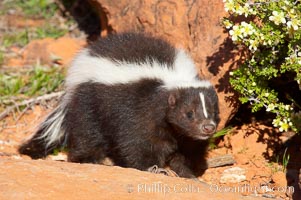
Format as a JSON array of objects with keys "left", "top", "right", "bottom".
[{"left": 147, "top": 165, "right": 179, "bottom": 177}]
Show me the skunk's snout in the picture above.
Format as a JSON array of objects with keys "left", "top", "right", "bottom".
[
  {"left": 200, "top": 120, "right": 216, "bottom": 135},
  {"left": 202, "top": 124, "right": 216, "bottom": 134}
]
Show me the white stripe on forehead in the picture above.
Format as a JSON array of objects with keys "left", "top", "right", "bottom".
[{"left": 199, "top": 92, "right": 208, "bottom": 118}]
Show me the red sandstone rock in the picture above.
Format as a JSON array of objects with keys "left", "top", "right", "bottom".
[
  {"left": 271, "top": 171, "right": 287, "bottom": 188},
  {"left": 7, "top": 37, "right": 86, "bottom": 67},
  {"left": 0, "top": 158, "right": 263, "bottom": 200}
]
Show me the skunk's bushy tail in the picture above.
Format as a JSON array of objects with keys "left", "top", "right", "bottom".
[{"left": 18, "top": 102, "right": 67, "bottom": 159}]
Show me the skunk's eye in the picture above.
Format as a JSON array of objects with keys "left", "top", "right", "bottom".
[{"left": 186, "top": 111, "right": 194, "bottom": 120}]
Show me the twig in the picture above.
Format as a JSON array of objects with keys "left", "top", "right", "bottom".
[
  {"left": 15, "top": 104, "right": 31, "bottom": 123},
  {"left": 11, "top": 99, "right": 21, "bottom": 121},
  {"left": 0, "top": 91, "right": 64, "bottom": 121},
  {"left": 250, "top": 159, "right": 261, "bottom": 168}
]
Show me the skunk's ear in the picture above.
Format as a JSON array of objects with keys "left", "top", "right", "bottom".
[{"left": 168, "top": 91, "right": 179, "bottom": 108}]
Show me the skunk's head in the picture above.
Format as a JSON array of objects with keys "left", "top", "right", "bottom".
[{"left": 166, "top": 86, "right": 220, "bottom": 140}]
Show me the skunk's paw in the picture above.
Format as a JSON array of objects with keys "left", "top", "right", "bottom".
[{"left": 147, "top": 165, "right": 179, "bottom": 177}]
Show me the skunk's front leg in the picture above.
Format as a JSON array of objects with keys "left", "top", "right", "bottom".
[{"left": 168, "top": 153, "right": 196, "bottom": 179}]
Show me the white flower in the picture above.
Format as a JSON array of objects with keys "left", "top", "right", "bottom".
[
  {"left": 272, "top": 118, "right": 281, "bottom": 127},
  {"left": 287, "top": 19, "right": 299, "bottom": 30},
  {"left": 241, "top": 21, "right": 256, "bottom": 37},
  {"left": 266, "top": 103, "right": 276, "bottom": 112},
  {"left": 223, "top": 20, "right": 233, "bottom": 29},
  {"left": 284, "top": 105, "right": 291, "bottom": 110},
  {"left": 236, "top": 4, "right": 250, "bottom": 17},
  {"left": 258, "top": 33, "right": 265, "bottom": 40},
  {"left": 249, "top": 39, "right": 258, "bottom": 51},
  {"left": 269, "top": 11, "right": 286, "bottom": 25},
  {"left": 284, "top": 0, "right": 291, "bottom": 6},
  {"left": 236, "top": 6, "right": 244, "bottom": 15},
  {"left": 249, "top": 8, "right": 257, "bottom": 16},
  {"left": 278, "top": 119, "right": 291, "bottom": 132},
  {"left": 288, "top": 8, "right": 296, "bottom": 16},
  {"left": 229, "top": 25, "right": 242, "bottom": 41},
  {"left": 224, "top": 0, "right": 235, "bottom": 12}
]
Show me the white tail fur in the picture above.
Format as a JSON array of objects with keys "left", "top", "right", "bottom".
[{"left": 38, "top": 100, "right": 67, "bottom": 147}]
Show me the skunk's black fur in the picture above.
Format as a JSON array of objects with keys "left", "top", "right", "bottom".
[{"left": 19, "top": 33, "right": 220, "bottom": 178}]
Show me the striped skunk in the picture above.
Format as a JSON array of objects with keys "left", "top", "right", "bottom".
[{"left": 19, "top": 33, "right": 220, "bottom": 178}]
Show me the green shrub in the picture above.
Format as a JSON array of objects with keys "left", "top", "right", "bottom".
[{"left": 223, "top": 0, "right": 301, "bottom": 132}]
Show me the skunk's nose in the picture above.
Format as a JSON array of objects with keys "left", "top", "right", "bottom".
[{"left": 201, "top": 123, "right": 216, "bottom": 134}]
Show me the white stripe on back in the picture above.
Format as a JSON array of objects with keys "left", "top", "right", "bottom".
[{"left": 66, "top": 49, "right": 212, "bottom": 91}]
